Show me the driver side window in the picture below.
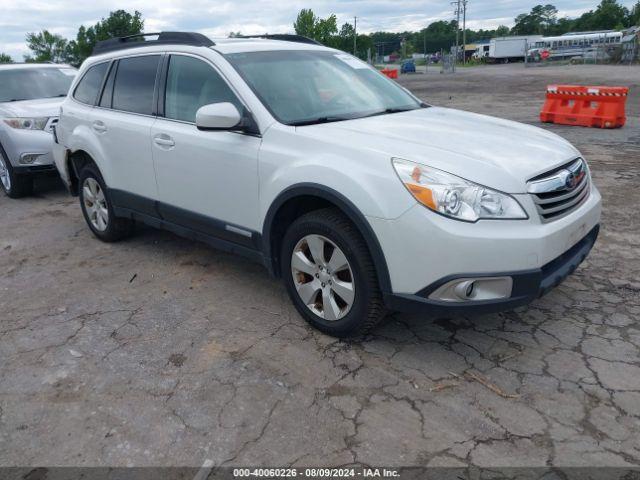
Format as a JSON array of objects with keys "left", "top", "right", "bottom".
[{"left": 164, "top": 55, "right": 242, "bottom": 123}]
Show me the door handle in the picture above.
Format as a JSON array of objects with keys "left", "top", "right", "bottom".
[
  {"left": 92, "top": 121, "right": 107, "bottom": 133},
  {"left": 153, "top": 134, "right": 175, "bottom": 148}
]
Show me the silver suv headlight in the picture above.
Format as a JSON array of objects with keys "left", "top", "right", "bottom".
[
  {"left": 3, "top": 117, "right": 49, "bottom": 130},
  {"left": 392, "top": 158, "right": 528, "bottom": 222}
]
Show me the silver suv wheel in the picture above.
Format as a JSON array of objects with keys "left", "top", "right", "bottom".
[
  {"left": 0, "top": 154, "right": 11, "bottom": 191},
  {"left": 82, "top": 177, "right": 109, "bottom": 231},
  {"left": 291, "top": 234, "right": 355, "bottom": 321}
]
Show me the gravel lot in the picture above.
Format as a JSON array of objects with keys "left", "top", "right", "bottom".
[{"left": 1, "top": 64, "right": 639, "bottom": 472}]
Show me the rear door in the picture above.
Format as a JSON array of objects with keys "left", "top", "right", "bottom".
[
  {"left": 93, "top": 54, "right": 162, "bottom": 213},
  {"left": 151, "top": 53, "right": 261, "bottom": 243}
]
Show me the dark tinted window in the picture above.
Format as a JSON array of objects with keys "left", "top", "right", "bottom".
[
  {"left": 99, "top": 63, "right": 116, "bottom": 108},
  {"left": 73, "top": 63, "right": 108, "bottom": 105},
  {"left": 164, "top": 55, "right": 241, "bottom": 123},
  {"left": 112, "top": 56, "right": 160, "bottom": 115}
]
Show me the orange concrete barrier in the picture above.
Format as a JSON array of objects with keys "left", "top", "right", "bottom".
[
  {"left": 540, "top": 85, "right": 628, "bottom": 129},
  {"left": 381, "top": 68, "right": 398, "bottom": 79}
]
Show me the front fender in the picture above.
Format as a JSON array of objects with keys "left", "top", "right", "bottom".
[{"left": 258, "top": 126, "right": 414, "bottom": 221}]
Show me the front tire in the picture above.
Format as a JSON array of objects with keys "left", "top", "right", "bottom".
[
  {"left": 78, "top": 165, "right": 133, "bottom": 242},
  {"left": 281, "top": 208, "right": 385, "bottom": 337},
  {"left": 0, "top": 147, "right": 33, "bottom": 198}
]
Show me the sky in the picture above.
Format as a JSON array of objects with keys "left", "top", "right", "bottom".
[{"left": 0, "top": 0, "right": 636, "bottom": 60}]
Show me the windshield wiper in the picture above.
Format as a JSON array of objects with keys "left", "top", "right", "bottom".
[
  {"left": 361, "top": 107, "right": 420, "bottom": 118},
  {"left": 289, "top": 116, "right": 355, "bottom": 127},
  {"left": 45, "top": 94, "right": 67, "bottom": 98},
  {"left": 6, "top": 98, "right": 29, "bottom": 102},
  {"left": 290, "top": 105, "right": 428, "bottom": 126}
]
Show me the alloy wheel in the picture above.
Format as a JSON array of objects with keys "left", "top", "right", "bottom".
[
  {"left": 82, "top": 177, "right": 109, "bottom": 231},
  {"left": 291, "top": 234, "right": 355, "bottom": 321},
  {"left": 0, "top": 154, "right": 10, "bottom": 191}
]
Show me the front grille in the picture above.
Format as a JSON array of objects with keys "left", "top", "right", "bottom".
[{"left": 527, "top": 158, "right": 590, "bottom": 221}]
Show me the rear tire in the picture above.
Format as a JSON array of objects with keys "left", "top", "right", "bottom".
[
  {"left": 78, "top": 165, "right": 133, "bottom": 242},
  {"left": 0, "top": 146, "right": 33, "bottom": 198},
  {"left": 281, "top": 208, "right": 386, "bottom": 337}
]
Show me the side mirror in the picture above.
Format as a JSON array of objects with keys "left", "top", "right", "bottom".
[{"left": 195, "top": 102, "right": 242, "bottom": 131}]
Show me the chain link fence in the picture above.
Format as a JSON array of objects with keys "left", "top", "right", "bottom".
[
  {"left": 440, "top": 52, "right": 456, "bottom": 73},
  {"left": 524, "top": 40, "right": 625, "bottom": 67}
]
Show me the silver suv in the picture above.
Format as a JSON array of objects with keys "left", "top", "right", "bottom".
[{"left": 0, "top": 63, "right": 76, "bottom": 197}]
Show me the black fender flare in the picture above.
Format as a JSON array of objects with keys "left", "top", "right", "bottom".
[{"left": 262, "top": 183, "right": 392, "bottom": 294}]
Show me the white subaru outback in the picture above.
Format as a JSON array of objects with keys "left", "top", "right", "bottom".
[{"left": 53, "top": 32, "right": 601, "bottom": 337}]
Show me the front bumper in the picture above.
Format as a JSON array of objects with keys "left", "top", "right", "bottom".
[
  {"left": 11, "top": 163, "right": 58, "bottom": 175},
  {"left": 368, "top": 185, "right": 601, "bottom": 293},
  {"left": 0, "top": 126, "right": 56, "bottom": 170},
  {"left": 385, "top": 224, "right": 599, "bottom": 315}
]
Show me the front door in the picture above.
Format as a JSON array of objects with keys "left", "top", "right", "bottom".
[{"left": 151, "top": 54, "right": 261, "bottom": 243}]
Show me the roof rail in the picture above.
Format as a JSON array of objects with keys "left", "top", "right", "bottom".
[
  {"left": 239, "top": 34, "right": 322, "bottom": 46},
  {"left": 92, "top": 32, "right": 215, "bottom": 55}
]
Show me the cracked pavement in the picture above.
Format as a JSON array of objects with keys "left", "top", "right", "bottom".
[{"left": 0, "top": 64, "right": 639, "bottom": 469}]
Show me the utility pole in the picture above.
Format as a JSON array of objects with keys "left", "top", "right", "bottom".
[
  {"left": 462, "top": 0, "right": 468, "bottom": 65},
  {"left": 423, "top": 30, "right": 428, "bottom": 73},
  {"left": 451, "top": 0, "right": 461, "bottom": 68},
  {"left": 423, "top": 30, "right": 427, "bottom": 72},
  {"left": 353, "top": 16, "right": 357, "bottom": 56}
]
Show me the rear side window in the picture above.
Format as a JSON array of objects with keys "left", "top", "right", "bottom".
[
  {"left": 74, "top": 63, "right": 109, "bottom": 105},
  {"left": 164, "top": 55, "right": 241, "bottom": 123},
  {"left": 112, "top": 55, "right": 160, "bottom": 115}
]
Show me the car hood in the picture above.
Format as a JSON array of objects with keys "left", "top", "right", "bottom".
[
  {"left": 0, "top": 97, "right": 65, "bottom": 118},
  {"left": 302, "top": 107, "right": 581, "bottom": 193}
]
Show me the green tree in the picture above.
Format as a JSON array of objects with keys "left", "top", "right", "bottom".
[
  {"left": 536, "top": 4, "right": 559, "bottom": 29},
  {"left": 574, "top": 0, "right": 630, "bottom": 30},
  {"left": 315, "top": 14, "right": 338, "bottom": 46},
  {"left": 336, "top": 22, "right": 355, "bottom": 52},
  {"left": 630, "top": 1, "right": 640, "bottom": 25},
  {"left": 0, "top": 53, "right": 13, "bottom": 63},
  {"left": 66, "top": 10, "right": 144, "bottom": 67},
  {"left": 406, "top": 21, "right": 456, "bottom": 54},
  {"left": 495, "top": 25, "right": 511, "bottom": 36},
  {"left": 293, "top": 9, "right": 318, "bottom": 38},
  {"left": 24, "top": 30, "right": 68, "bottom": 63},
  {"left": 512, "top": 4, "right": 558, "bottom": 35},
  {"left": 293, "top": 9, "right": 337, "bottom": 46}
]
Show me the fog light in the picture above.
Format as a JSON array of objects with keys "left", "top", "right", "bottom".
[
  {"left": 466, "top": 282, "right": 475, "bottom": 297},
  {"left": 429, "top": 276, "right": 513, "bottom": 302},
  {"left": 19, "top": 153, "right": 42, "bottom": 165},
  {"left": 453, "top": 280, "right": 476, "bottom": 300}
]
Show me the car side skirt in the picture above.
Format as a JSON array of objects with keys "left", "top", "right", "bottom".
[{"left": 109, "top": 189, "right": 265, "bottom": 265}]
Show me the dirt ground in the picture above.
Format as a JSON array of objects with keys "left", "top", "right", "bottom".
[{"left": 1, "top": 64, "right": 639, "bottom": 472}]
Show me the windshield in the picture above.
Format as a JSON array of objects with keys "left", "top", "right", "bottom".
[
  {"left": 225, "top": 50, "right": 422, "bottom": 125},
  {"left": 0, "top": 67, "right": 76, "bottom": 103}
]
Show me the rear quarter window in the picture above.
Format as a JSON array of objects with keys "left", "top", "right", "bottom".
[{"left": 73, "top": 62, "right": 109, "bottom": 105}]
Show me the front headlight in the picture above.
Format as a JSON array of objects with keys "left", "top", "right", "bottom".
[
  {"left": 392, "top": 158, "right": 528, "bottom": 222},
  {"left": 3, "top": 117, "right": 49, "bottom": 130}
]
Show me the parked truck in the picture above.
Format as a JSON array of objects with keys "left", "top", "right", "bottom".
[{"left": 489, "top": 36, "right": 542, "bottom": 63}]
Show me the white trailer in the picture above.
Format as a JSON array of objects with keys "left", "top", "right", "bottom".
[{"left": 489, "top": 36, "right": 542, "bottom": 62}]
